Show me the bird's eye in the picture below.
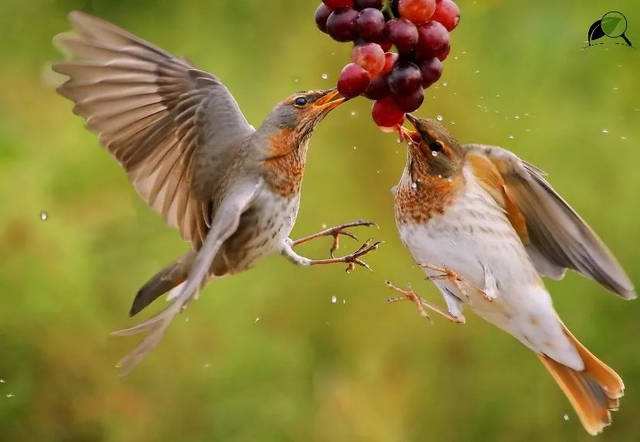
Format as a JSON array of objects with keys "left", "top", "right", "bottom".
[
  {"left": 294, "top": 97, "right": 308, "bottom": 107},
  {"left": 429, "top": 140, "right": 444, "bottom": 152}
]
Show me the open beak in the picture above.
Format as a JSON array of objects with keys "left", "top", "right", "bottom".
[
  {"left": 313, "top": 89, "right": 346, "bottom": 113},
  {"left": 406, "top": 113, "right": 419, "bottom": 127}
]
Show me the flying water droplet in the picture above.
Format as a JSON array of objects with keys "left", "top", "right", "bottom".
[
  {"left": 436, "top": 114, "right": 444, "bottom": 122},
  {"left": 293, "top": 77, "right": 300, "bottom": 84},
  {"left": 40, "top": 210, "right": 48, "bottom": 221},
  {"left": 353, "top": 146, "right": 357, "bottom": 150},
  {"left": 204, "top": 363, "right": 211, "bottom": 369},
  {"left": 350, "top": 110, "right": 357, "bottom": 117},
  {"left": 442, "top": 82, "right": 448, "bottom": 87},
  {"left": 342, "top": 299, "right": 346, "bottom": 305},
  {"left": 474, "top": 70, "right": 480, "bottom": 74},
  {"left": 563, "top": 414, "right": 570, "bottom": 421},
  {"left": 0, "top": 379, "right": 5, "bottom": 384},
  {"left": 508, "top": 135, "right": 515, "bottom": 140},
  {"left": 321, "top": 223, "right": 328, "bottom": 229},
  {"left": 376, "top": 170, "right": 382, "bottom": 174},
  {"left": 254, "top": 317, "right": 261, "bottom": 323},
  {"left": 514, "top": 115, "right": 520, "bottom": 120},
  {"left": 620, "top": 136, "right": 627, "bottom": 141},
  {"left": 601, "top": 129, "right": 609, "bottom": 134},
  {"left": 5, "top": 394, "right": 14, "bottom": 399},
  {"left": 331, "top": 295, "right": 338, "bottom": 304},
  {"left": 321, "top": 73, "right": 329, "bottom": 80}
]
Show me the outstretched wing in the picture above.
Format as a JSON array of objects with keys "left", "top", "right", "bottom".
[
  {"left": 466, "top": 144, "right": 635, "bottom": 299},
  {"left": 53, "top": 11, "right": 255, "bottom": 247}
]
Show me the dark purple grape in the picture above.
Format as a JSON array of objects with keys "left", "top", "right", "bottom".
[
  {"left": 387, "top": 62, "right": 422, "bottom": 95},
  {"left": 436, "top": 42, "right": 451, "bottom": 61},
  {"left": 355, "top": 8, "right": 386, "bottom": 41},
  {"left": 394, "top": 87, "right": 424, "bottom": 112},
  {"left": 354, "top": 0, "right": 383, "bottom": 10},
  {"left": 364, "top": 74, "right": 391, "bottom": 99},
  {"left": 315, "top": 4, "right": 332, "bottom": 33},
  {"left": 416, "top": 20, "right": 450, "bottom": 60},
  {"left": 324, "top": 0, "right": 354, "bottom": 8},
  {"left": 385, "top": 18, "right": 419, "bottom": 54},
  {"left": 418, "top": 57, "right": 443, "bottom": 87},
  {"left": 327, "top": 8, "right": 359, "bottom": 42},
  {"left": 338, "top": 63, "right": 371, "bottom": 98}
]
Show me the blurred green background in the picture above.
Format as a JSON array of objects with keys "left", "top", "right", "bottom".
[{"left": 1, "top": 0, "right": 638, "bottom": 441}]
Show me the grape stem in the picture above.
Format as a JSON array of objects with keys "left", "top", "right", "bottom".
[{"left": 382, "top": 0, "right": 395, "bottom": 18}]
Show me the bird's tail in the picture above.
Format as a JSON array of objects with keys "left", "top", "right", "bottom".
[
  {"left": 538, "top": 324, "right": 624, "bottom": 436},
  {"left": 129, "top": 253, "right": 195, "bottom": 317}
]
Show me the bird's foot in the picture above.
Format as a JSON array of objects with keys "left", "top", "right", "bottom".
[
  {"left": 419, "top": 263, "right": 482, "bottom": 302},
  {"left": 304, "top": 238, "right": 382, "bottom": 273},
  {"left": 292, "top": 220, "right": 377, "bottom": 257},
  {"left": 385, "top": 281, "right": 465, "bottom": 324}
]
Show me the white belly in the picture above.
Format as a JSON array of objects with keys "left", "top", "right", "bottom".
[{"left": 397, "top": 168, "right": 583, "bottom": 370}]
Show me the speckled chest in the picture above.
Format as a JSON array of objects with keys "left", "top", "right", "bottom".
[{"left": 215, "top": 186, "right": 300, "bottom": 274}]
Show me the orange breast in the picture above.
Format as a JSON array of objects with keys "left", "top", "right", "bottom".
[
  {"left": 395, "top": 172, "right": 463, "bottom": 224},
  {"left": 262, "top": 129, "right": 305, "bottom": 197}
]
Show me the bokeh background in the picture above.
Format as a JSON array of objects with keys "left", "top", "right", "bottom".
[{"left": 1, "top": 1, "right": 639, "bottom": 441}]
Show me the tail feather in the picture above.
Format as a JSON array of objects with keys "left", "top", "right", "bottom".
[
  {"left": 130, "top": 253, "right": 194, "bottom": 317},
  {"left": 538, "top": 324, "right": 623, "bottom": 436}
]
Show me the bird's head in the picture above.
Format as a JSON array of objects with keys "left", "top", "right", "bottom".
[
  {"left": 263, "top": 89, "right": 345, "bottom": 143},
  {"left": 402, "top": 114, "right": 466, "bottom": 179}
]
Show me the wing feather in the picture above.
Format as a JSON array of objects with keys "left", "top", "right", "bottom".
[
  {"left": 53, "top": 11, "right": 255, "bottom": 248},
  {"left": 466, "top": 144, "right": 635, "bottom": 299}
]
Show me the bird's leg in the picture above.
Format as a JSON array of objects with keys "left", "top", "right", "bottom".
[
  {"left": 420, "top": 263, "right": 494, "bottom": 303},
  {"left": 282, "top": 237, "right": 381, "bottom": 273},
  {"left": 291, "top": 220, "right": 376, "bottom": 257},
  {"left": 385, "top": 281, "right": 465, "bottom": 324}
]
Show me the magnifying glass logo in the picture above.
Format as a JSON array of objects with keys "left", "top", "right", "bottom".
[{"left": 588, "top": 11, "right": 633, "bottom": 47}]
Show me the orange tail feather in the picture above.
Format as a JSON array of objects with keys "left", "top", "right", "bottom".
[{"left": 538, "top": 325, "right": 624, "bottom": 436}]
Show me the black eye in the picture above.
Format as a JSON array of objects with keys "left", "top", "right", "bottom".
[
  {"left": 429, "top": 140, "right": 444, "bottom": 152},
  {"left": 294, "top": 97, "right": 308, "bottom": 107}
]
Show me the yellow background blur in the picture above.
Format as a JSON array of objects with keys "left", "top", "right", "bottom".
[{"left": 1, "top": 1, "right": 639, "bottom": 441}]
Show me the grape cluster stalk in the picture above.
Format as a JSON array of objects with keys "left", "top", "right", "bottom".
[{"left": 315, "top": 0, "right": 460, "bottom": 130}]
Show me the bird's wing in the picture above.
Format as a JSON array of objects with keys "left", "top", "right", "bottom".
[
  {"left": 466, "top": 144, "right": 635, "bottom": 299},
  {"left": 53, "top": 11, "right": 255, "bottom": 248},
  {"left": 112, "top": 180, "right": 261, "bottom": 374}
]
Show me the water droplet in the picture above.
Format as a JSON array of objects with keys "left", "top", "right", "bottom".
[
  {"left": 437, "top": 174, "right": 443, "bottom": 179},
  {"left": 321, "top": 73, "right": 329, "bottom": 80},
  {"left": 495, "top": 93, "right": 501, "bottom": 98},
  {"left": 431, "top": 151, "right": 439, "bottom": 157},
  {"left": 376, "top": 170, "right": 381, "bottom": 174},
  {"left": 5, "top": 394, "right": 14, "bottom": 399},
  {"left": 442, "top": 82, "right": 448, "bottom": 87},
  {"left": 0, "top": 379, "right": 5, "bottom": 384},
  {"left": 436, "top": 114, "right": 444, "bottom": 122},
  {"left": 184, "top": 316, "right": 190, "bottom": 323},
  {"left": 601, "top": 129, "right": 609, "bottom": 134},
  {"left": 620, "top": 136, "right": 627, "bottom": 141},
  {"left": 331, "top": 295, "right": 338, "bottom": 304},
  {"left": 461, "top": 50, "right": 468, "bottom": 55},
  {"left": 204, "top": 363, "right": 211, "bottom": 369},
  {"left": 342, "top": 299, "right": 346, "bottom": 305},
  {"left": 563, "top": 414, "right": 570, "bottom": 421},
  {"left": 293, "top": 77, "right": 300, "bottom": 84},
  {"left": 508, "top": 135, "right": 515, "bottom": 140},
  {"left": 40, "top": 210, "right": 48, "bottom": 221},
  {"left": 321, "top": 223, "right": 327, "bottom": 229},
  {"left": 352, "top": 146, "right": 357, "bottom": 150},
  {"left": 514, "top": 115, "right": 520, "bottom": 120},
  {"left": 525, "top": 128, "right": 532, "bottom": 133},
  {"left": 254, "top": 317, "right": 261, "bottom": 323},
  {"left": 453, "top": 56, "right": 458, "bottom": 60},
  {"left": 474, "top": 70, "right": 480, "bottom": 74},
  {"left": 612, "top": 86, "right": 619, "bottom": 92},
  {"left": 350, "top": 110, "right": 357, "bottom": 117}
]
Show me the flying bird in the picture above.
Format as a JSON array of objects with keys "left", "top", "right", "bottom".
[
  {"left": 388, "top": 114, "right": 635, "bottom": 435},
  {"left": 53, "top": 11, "right": 379, "bottom": 373}
]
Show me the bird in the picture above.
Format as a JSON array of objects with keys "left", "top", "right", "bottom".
[
  {"left": 387, "top": 114, "right": 635, "bottom": 435},
  {"left": 52, "top": 11, "right": 380, "bottom": 374}
]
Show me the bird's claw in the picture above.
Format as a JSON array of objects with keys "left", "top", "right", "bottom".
[
  {"left": 292, "top": 220, "right": 377, "bottom": 258},
  {"left": 385, "top": 280, "right": 465, "bottom": 324},
  {"left": 342, "top": 239, "right": 381, "bottom": 273}
]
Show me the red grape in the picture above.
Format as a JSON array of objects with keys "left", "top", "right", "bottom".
[
  {"left": 364, "top": 74, "right": 391, "bottom": 99},
  {"left": 372, "top": 97, "right": 405, "bottom": 129},
  {"left": 381, "top": 52, "right": 399, "bottom": 75},
  {"left": 418, "top": 57, "right": 443, "bottom": 87},
  {"left": 398, "top": 0, "right": 436, "bottom": 25},
  {"left": 323, "top": 0, "right": 354, "bottom": 9},
  {"left": 415, "top": 20, "right": 450, "bottom": 60},
  {"left": 385, "top": 18, "right": 419, "bottom": 54},
  {"left": 435, "top": 42, "right": 450, "bottom": 60},
  {"left": 394, "top": 87, "right": 424, "bottom": 112},
  {"left": 354, "top": 0, "right": 383, "bottom": 10},
  {"left": 338, "top": 63, "right": 371, "bottom": 98},
  {"left": 315, "top": 4, "right": 332, "bottom": 33},
  {"left": 379, "top": 39, "right": 393, "bottom": 51},
  {"left": 352, "top": 43, "right": 385, "bottom": 76},
  {"left": 355, "top": 8, "right": 386, "bottom": 41},
  {"left": 326, "top": 8, "right": 360, "bottom": 42},
  {"left": 432, "top": 0, "right": 460, "bottom": 31},
  {"left": 388, "top": 62, "right": 422, "bottom": 95}
]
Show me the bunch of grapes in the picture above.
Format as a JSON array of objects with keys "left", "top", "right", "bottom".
[{"left": 315, "top": 0, "right": 460, "bottom": 130}]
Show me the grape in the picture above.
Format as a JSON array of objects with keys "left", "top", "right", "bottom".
[
  {"left": 431, "top": 0, "right": 460, "bottom": 31},
  {"left": 364, "top": 74, "right": 391, "bottom": 99},
  {"left": 352, "top": 43, "right": 385, "bottom": 76},
  {"left": 323, "top": 0, "right": 354, "bottom": 9},
  {"left": 415, "top": 20, "right": 450, "bottom": 60},
  {"left": 388, "top": 62, "right": 422, "bottom": 95},
  {"left": 338, "top": 63, "right": 371, "bottom": 98},
  {"left": 327, "top": 8, "right": 360, "bottom": 42},
  {"left": 355, "top": 8, "right": 386, "bottom": 41},
  {"left": 394, "top": 88, "right": 424, "bottom": 112},
  {"left": 398, "top": 0, "right": 436, "bottom": 25},
  {"left": 381, "top": 52, "right": 399, "bottom": 75},
  {"left": 354, "top": 0, "right": 383, "bottom": 10},
  {"left": 315, "top": 4, "right": 332, "bottom": 33},
  {"left": 385, "top": 18, "right": 419, "bottom": 54},
  {"left": 435, "top": 42, "right": 450, "bottom": 60},
  {"left": 378, "top": 39, "right": 393, "bottom": 52},
  {"left": 372, "top": 97, "right": 405, "bottom": 129},
  {"left": 418, "top": 57, "right": 443, "bottom": 87}
]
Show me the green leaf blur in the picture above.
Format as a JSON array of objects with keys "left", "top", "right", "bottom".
[{"left": 0, "top": 1, "right": 638, "bottom": 441}]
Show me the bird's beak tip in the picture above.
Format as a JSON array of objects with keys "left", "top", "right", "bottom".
[{"left": 314, "top": 89, "right": 346, "bottom": 110}]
